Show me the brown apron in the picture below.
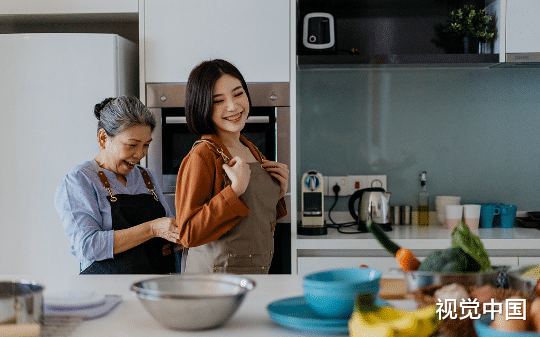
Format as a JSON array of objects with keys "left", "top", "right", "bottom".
[{"left": 185, "top": 162, "right": 281, "bottom": 274}]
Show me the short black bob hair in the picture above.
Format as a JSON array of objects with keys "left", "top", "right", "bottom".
[{"left": 185, "top": 59, "right": 252, "bottom": 135}]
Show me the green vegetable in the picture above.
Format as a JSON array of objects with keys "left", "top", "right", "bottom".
[
  {"left": 366, "top": 221, "right": 400, "bottom": 256},
  {"left": 451, "top": 221, "right": 492, "bottom": 272},
  {"left": 418, "top": 247, "right": 481, "bottom": 272}
]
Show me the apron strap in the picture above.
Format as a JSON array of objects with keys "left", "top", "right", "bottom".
[
  {"left": 92, "top": 160, "right": 117, "bottom": 202},
  {"left": 138, "top": 167, "right": 159, "bottom": 201},
  {"left": 193, "top": 139, "right": 230, "bottom": 164},
  {"left": 90, "top": 160, "right": 159, "bottom": 202}
]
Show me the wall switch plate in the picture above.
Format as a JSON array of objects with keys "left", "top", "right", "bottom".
[
  {"left": 347, "top": 175, "right": 387, "bottom": 194},
  {"left": 365, "top": 175, "right": 387, "bottom": 191},
  {"left": 326, "top": 176, "right": 349, "bottom": 196}
]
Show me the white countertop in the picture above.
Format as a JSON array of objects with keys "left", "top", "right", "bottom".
[
  {"left": 2, "top": 274, "right": 414, "bottom": 336},
  {"left": 297, "top": 225, "right": 540, "bottom": 251}
]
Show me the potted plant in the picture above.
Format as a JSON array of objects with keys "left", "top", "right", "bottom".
[{"left": 442, "top": 5, "right": 497, "bottom": 54}]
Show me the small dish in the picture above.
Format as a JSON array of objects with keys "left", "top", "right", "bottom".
[
  {"left": 267, "top": 296, "right": 389, "bottom": 335},
  {"left": 44, "top": 291, "right": 106, "bottom": 309}
]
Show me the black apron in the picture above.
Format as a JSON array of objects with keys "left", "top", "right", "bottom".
[{"left": 80, "top": 163, "right": 177, "bottom": 274}]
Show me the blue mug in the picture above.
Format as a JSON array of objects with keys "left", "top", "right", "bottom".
[
  {"left": 479, "top": 203, "right": 501, "bottom": 228},
  {"left": 500, "top": 204, "right": 517, "bottom": 228}
]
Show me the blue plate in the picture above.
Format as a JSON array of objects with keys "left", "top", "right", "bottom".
[
  {"left": 474, "top": 314, "right": 540, "bottom": 337},
  {"left": 267, "top": 296, "right": 390, "bottom": 335}
]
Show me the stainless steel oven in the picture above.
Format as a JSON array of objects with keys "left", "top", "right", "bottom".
[{"left": 146, "top": 82, "right": 291, "bottom": 217}]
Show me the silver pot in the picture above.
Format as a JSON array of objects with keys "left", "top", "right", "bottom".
[
  {"left": 402, "top": 266, "right": 509, "bottom": 292},
  {"left": 0, "top": 280, "right": 44, "bottom": 325}
]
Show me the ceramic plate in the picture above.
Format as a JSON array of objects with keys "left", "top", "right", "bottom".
[
  {"left": 267, "top": 296, "right": 389, "bottom": 335},
  {"left": 45, "top": 291, "right": 107, "bottom": 309}
]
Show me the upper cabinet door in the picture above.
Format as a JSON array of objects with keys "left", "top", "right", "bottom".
[
  {"left": 0, "top": 0, "right": 138, "bottom": 14},
  {"left": 506, "top": 0, "right": 540, "bottom": 53},
  {"left": 144, "top": 0, "right": 290, "bottom": 83}
]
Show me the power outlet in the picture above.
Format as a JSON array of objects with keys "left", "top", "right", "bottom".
[
  {"left": 326, "top": 176, "right": 349, "bottom": 196},
  {"left": 348, "top": 175, "right": 388, "bottom": 194}
]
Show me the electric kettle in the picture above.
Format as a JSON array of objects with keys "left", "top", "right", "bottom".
[{"left": 348, "top": 187, "right": 392, "bottom": 232}]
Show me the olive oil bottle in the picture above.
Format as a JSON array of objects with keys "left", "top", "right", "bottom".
[{"left": 417, "top": 171, "right": 429, "bottom": 226}]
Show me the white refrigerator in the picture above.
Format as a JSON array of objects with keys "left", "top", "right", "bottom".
[{"left": 0, "top": 33, "right": 138, "bottom": 274}]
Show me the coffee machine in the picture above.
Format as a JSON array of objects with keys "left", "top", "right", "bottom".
[{"left": 299, "top": 170, "right": 327, "bottom": 235}]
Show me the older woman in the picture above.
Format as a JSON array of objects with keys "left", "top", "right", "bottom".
[{"left": 55, "top": 96, "right": 181, "bottom": 274}]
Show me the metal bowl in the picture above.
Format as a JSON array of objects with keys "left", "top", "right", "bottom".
[
  {"left": 508, "top": 265, "right": 540, "bottom": 297},
  {"left": 0, "top": 280, "right": 44, "bottom": 325},
  {"left": 402, "top": 266, "right": 509, "bottom": 292},
  {"left": 130, "top": 274, "right": 255, "bottom": 330}
]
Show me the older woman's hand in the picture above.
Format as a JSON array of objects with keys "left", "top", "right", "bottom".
[
  {"left": 261, "top": 159, "right": 289, "bottom": 199},
  {"left": 150, "top": 217, "right": 181, "bottom": 243}
]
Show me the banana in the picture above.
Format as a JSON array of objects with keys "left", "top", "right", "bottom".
[{"left": 348, "top": 294, "right": 440, "bottom": 337}]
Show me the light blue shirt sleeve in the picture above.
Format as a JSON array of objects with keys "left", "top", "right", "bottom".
[{"left": 54, "top": 161, "right": 174, "bottom": 272}]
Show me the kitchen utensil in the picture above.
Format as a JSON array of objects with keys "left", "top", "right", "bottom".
[
  {"left": 0, "top": 281, "right": 44, "bottom": 325},
  {"left": 480, "top": 203, "right": 501, "bottom": 228},
  {"left": 500, "top": 204, "right": 517, "bottom": 228},
  {"left": 391, "top": 206, "right": 401, "bottom": 225},
  {"left": 445, "top": 205, "right": 463, "bottom": 231},
  {"left": 527, "top": 212, "right": 540, "bottom": 221},
  {"left": 299, "top": 170, "right": 326, "bottom": 235},
  {"left": 435, "top": 196, "right": 461, "bottom": 226},
  {"left": 303, "top": 268, "right": 381, "bottom": 318},
  {"left": 302, "top": 12, "right": 335, "bottom": 52},
  {"left": 348, "top": 187, "right": 391, "bottom": 232},
  {"left": 130, "top": 274, "right": 255, "bottom": 330},
  {"left": 402, "top": 266, "right": 508, "bottom": 292},
  {"left": 44, "top": 291, "right": 106, "bottom": 309},
  {"left": 463, "top": 204, "right": 481, "bottom": 230},
  {"left": 266, "top": 296, "right": 390, "bottom": 335},
  {"left": 401, "top": 205, "right": 412, "bottom": 226}
]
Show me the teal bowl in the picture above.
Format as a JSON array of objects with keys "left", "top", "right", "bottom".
[
  {"left": 474, "top": 314, "right": 540, "bottom": 337},
  {"left": 303, "top": 268, "right": 381, "bottom": 318}
]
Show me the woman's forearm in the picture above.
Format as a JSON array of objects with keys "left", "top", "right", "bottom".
[{"left": 112, "top": 222, "right": 153, "bottom": 255}]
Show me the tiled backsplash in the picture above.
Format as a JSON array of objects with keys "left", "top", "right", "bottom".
[{"left": 297, "top": 68, "right": 540, "bottom": 212}]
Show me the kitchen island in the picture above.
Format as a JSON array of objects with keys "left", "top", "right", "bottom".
[
  {"left": 2, "top": 274, "right": 414, "bottom": 336},
  {"left": 297, "top": 225, "right": 540, "bottom": 276}
]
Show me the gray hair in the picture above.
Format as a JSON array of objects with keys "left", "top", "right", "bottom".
[{"left": 94, "top": 96, "right": 156, "bottom": 137}]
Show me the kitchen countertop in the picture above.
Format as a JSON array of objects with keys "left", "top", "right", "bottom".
[
  {"left": 2, "top": 274, "right": 414, "bottom": 336},
  {"left": 297, "top": 225, "right": 540, "bottom": 253}
]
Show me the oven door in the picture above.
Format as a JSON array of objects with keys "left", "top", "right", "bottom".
[{"left": 160, "top": 106, "right": 276, "bottom": 193}]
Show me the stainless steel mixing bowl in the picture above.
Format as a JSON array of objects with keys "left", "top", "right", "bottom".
[
  {"left": 0, "top": 280, "right": 44, "bottom": 325},
  {"left": 402, "top": 266, "right": 509, "bottom": 292},
  {"left": 130, "top": 274, "right": 256, "bottom": 330}
]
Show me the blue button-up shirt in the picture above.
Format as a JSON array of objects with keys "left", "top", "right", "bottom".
[{"left": 54, "top": 160, "right": 173, "bottom": 272}]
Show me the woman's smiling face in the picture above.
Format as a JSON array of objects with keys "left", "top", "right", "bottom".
[
  {"left": 211, "top": 74, "right": 250, "bottom": 136},
  {"left": 99, "top": 124, "right": 152, "bottom": 175}
]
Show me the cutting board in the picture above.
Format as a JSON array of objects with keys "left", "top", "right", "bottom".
[{"left": 378, "top": 278, "right": 408, "bottom": 300}]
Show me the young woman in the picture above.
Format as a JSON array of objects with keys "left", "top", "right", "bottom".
[{"left": 176, "top": 59, "right": 289, "bottom": 274}]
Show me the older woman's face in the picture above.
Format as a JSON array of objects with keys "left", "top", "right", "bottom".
[{"left": 99, "top": 124, "right": 152, "bottom": 176}]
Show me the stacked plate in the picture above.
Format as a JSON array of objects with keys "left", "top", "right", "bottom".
[
  {"left": 267, "top": 296, "right": 389, "bottom": 335},
  {"left": 44, "top": 291, "right": 122, "bottom": 319}
]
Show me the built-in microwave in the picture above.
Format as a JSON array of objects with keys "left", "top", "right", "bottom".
[{"left": 146, "top": 83, "right": 290, "bottom": 220}]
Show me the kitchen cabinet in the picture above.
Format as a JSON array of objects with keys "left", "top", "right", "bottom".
[
  {"left": 0, "top": 1, "right": 138, "bottom": 15},
  {"left": 142, "top": 0, "right": 290, "bottom": 83},
  {"left": 296, "top": 0, "right": 499, "bottom": 68}
]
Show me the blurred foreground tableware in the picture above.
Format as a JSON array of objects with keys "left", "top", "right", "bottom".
[
  {"left": 130, "top": 274, "right": 255, "bottom": 330},
  {"left": 508, "top": 265, "right": 540, "bottom": 297},
  {"left": 0, "top": 280, "right": 43, "bottom": 328},
  {"left": 474, "top": 314, "right": 540, "bottom": 337},
  {"left": 303, "top": 268, "right": 381, "bottom": 318}
]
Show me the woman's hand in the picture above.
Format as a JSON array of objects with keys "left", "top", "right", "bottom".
[
  {"left": 222, "top": 156, "right": 251, "bottom": 197},
  {"left": 149, "top": 217, "right": 181, "bottom": 243},
  {"left": 261, "top": 159, "right": 289, "bottom": 199}
]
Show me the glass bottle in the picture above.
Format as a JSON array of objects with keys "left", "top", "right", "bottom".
[{"left": 417, "top": 171, "right": 429, "bottom": 226}]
